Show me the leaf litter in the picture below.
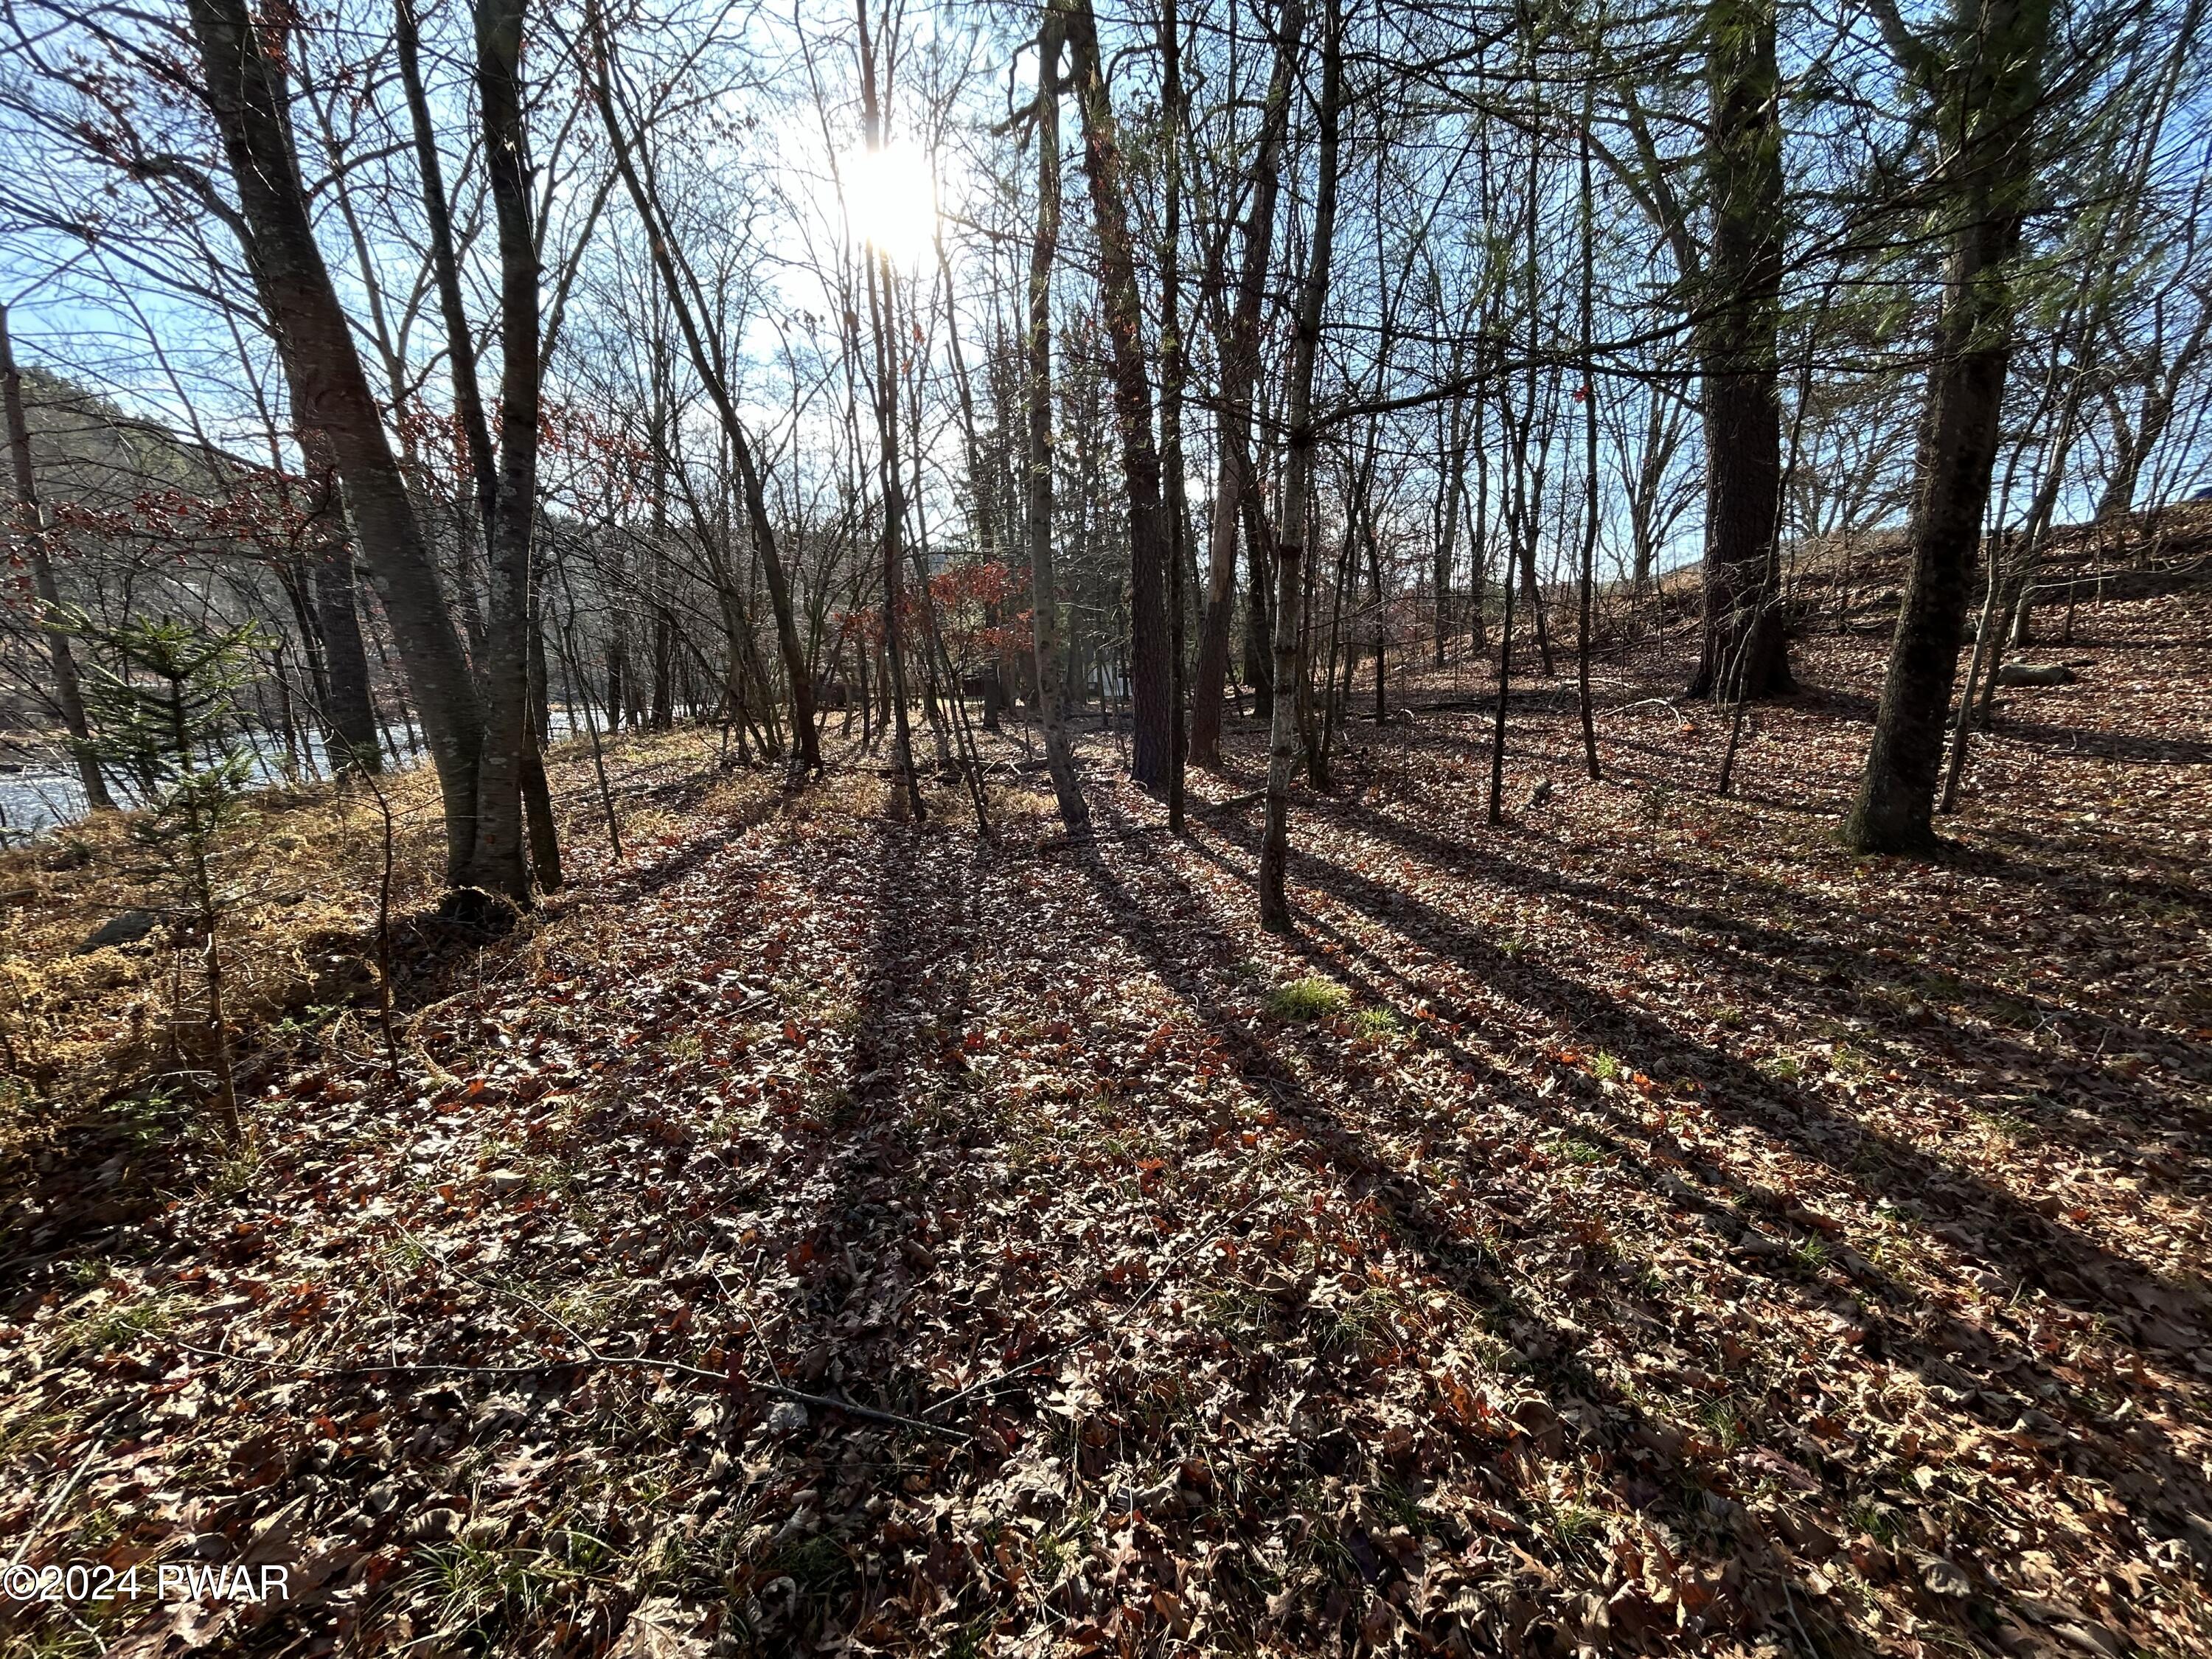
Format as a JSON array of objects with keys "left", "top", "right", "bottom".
[{"left": 1, "top": 594, "right": 2208, "bottom": 1657}]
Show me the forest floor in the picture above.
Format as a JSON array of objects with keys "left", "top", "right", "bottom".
[{"left": 1, "top": 591, "right": 2208, "bottom": 1659}]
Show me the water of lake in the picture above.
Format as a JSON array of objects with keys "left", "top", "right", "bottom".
[{"left": 0, "top": 708, "right": 613, "bottom": 840}]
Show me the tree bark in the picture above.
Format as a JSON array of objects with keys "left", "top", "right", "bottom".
[
  {"left": 1576, "top": 105, "right": 1601, "bottom": 782},
  {"left": 1160, "top": 0, "right": 1191, "bottom": 830},
  {"left": 1025, "top": 13, "right": 1091, "bottom": 835},
  {"left": 1685, "top": 0, "right": 1793, "bottom": 701},
  {"left": 1259, "top": 0, "right": 1340, "bottom": 933},
  {"left": 1846, "top": 0, "right": 2049, "bottom": 852},
  {"left": 1190, "top": 0, "right": 1304, "bottom": 766},
  {"left": 395, "top": 0, "right": 498, "bottom": 539},
  {"left": 187, "top": 0, "right": 484, "bottom": 883},
  {"left": 1062, "top": 0, "right": 1172, "bottom": 790},
  {"left": 462, "top": 0, "right": 544, "bottom": 904},
  {"left": 310, "top": 523, "right": 383, "bottom": 776}
]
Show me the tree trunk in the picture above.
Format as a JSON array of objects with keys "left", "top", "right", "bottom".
[
  {"left": 459, "top": 0, "right": 545, "bottom": 905},
  {"left": 1576, "top": 107, "right": 1601, "bottom": 782},
  {"left": 1259, "top": 0, "right": 1340, "bottom": 933},
  {"left": 1242, "top": 462, "right": 1276, "bottom": 716},
  {"left": 1189, "top": 0, "right": 1304, "bottom": 766},
  {"left": 1, "top": 305, "right": 116, "bottom": 812},
  {"left": 396, "top": 0, "right": 498, "bottom": 539},
  {"left": 1433, "top": 390, "right": 1468, "bottom": 667},
  {"left": 1062, "top": 0, "right": 1172, "bottom": 790},
  {"left": 1845, "top": 0, "right": 2048, "bottom": 853},
  {"left": 1025, "top": 19, "right": 1091, "bottom": 835},
  {"left": 187, "top": 0, "right": 484, "bottom": 883},
  {"left": 1686, "top": 0, "right": 1792, "bottom": 702},
  {"left": 312, "top": 532, "right": 383, "bottom": 776},
  {"left": 1160, "top": 0, "right": 1190, "bottom": 830}
]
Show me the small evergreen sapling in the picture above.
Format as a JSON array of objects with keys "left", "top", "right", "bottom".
[{"left": 72, "top": 613, "right": 268, "bottom": 1141}]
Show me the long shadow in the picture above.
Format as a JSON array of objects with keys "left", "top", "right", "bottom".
[
  {"left": 1327, "top": 796, "right": 2194, "bottom": 1097},
  {"left": 1068, "top": 799, "right": 1858, "bottom": 1650},
  {"left": 1177, "top": 814, "right": 2212, "bottom": 1581},
  {"left": 1248, "top": 831, "right": 2212, "bottom": 1506},
  {"left": 1947, "top": 831, "right": 2212, "bottom": 916},
  {"left": 1270, "top": 823, "right": 2209, "bottom": 1333},
  {"left": 1984, "top": 716, "right": 2212, "bottom": 768},
  {"left": 1249, "top": 876, "right": 2212, "bottom": 1559},
  {"left": 1299, "top": 796, "right": 2212, "bottom": 1181},
  {"left": 752, "top": 821, "right": 989, "bottom": 1422}
]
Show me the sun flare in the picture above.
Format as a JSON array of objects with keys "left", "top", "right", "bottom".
[{"left": 841, "top": 139, "right": 940, "bottom": 268}]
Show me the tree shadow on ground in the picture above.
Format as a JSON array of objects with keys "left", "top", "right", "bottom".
[
  {"left": 1067, "top": 799, "right": 1863, "bottom": 1651},
  {"left": 1299, "top": 791, "right": 2212, "bottom": 1179},
  {"left": 1983, "top": 716, "right": 2212, "bottom": 768},
  {"left": 1174, "top": 813, "right": 2210, "bottom": 1557}
]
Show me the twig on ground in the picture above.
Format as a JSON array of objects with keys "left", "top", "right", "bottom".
[
  {"left": 7, "top": 1402, "right": 124, "bottom": 1566},
  {"left": 166, "top": 1340, "right": 962, "bottom": 1440}
]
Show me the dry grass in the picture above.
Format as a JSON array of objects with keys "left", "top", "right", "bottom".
[{"left": 0, "top": 721, "right": 744, "bottom": 1141}]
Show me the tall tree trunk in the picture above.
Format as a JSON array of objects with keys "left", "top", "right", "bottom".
[
  {"left": 1576, "top": 104, "right": 1601, "bottom": 781},
  {"left": 1025, "top": 16, "right": 1091, "bottom": 835},
  {"left": 1160, "top": 0, "right": 1191, "bottom": 830},
  {"left": 1242, "top": 485, "right": 1276, "bottom": 716},
  {"left": 1469, "top": 391, "right": 1490, "bottom": 650},
  {"left": 1, "top": 305, "right": 116, "bottom": 812},
  {"left": 462, "top": 0, "right": 543, "bottom": 904},
  {"left": 852, "top": 11, "right": 926, "bottom": 821},
  {"left": 187, "top": 0, "right": 484, "bottom": 883},
  {"left": 395, "top": 0, "right": 498, "bottom": 539},
  {"left": 1189, "top": 0, "right": 1304, "bottom": 766},
  {"left": 1686, "top": 0, "right": 1793, "bottom": 701},
  {"left": 1062, "top": 0, "right": 1172, "bottom": 790},
  {"left": 1259, "top": 0, "right": 1340, "bottom": 933},
  {"left": 1845, "top": 0, "right": 2048, "bottom": 852},
  {"left": 1433, "top": 389, "right": 1468, "bottom": 667},
  {"left": 278, "top": 388, "right": 384, "bottom": 779}
]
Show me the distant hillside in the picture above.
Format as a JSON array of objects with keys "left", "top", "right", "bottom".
[{"left": 12, "top": 366, "right": 261, "bottom": 512}]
